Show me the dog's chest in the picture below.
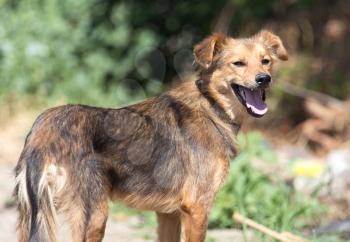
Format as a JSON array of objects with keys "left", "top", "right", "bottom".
[{"left": 207, "top": 156, "right": 230, "bottom": 194}]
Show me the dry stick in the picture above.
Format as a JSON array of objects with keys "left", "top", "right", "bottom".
[{"left": 233, "top": 212, "right": 310, "bottom": 242}]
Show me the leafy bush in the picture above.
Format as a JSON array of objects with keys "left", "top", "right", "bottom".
[
  {"left": 209, "top": 132, "right": 324, "bottom": 234},
  {"left": 0, "top": 0, "right": 165, "bottom": 106}
]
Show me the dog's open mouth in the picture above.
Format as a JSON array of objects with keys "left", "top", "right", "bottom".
[{"left": 232, "top": 84, "right": 267, "bottom": 118}]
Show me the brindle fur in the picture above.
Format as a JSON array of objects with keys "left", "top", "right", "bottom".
[{"left": 14, "top": 30, "right": 287, "bottom": 242}]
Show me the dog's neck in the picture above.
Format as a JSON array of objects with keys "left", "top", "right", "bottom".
[
  {"left": 165, "top": 80, "right": 240, "bottom": 157},
  {"left": 166, "top": 79, "right": 242, "bottom": 135},
  {"left": 195, "top": 79, "right": 241, "bottom": 133}
]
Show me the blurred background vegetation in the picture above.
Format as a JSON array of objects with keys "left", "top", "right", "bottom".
[
  {"left": 2, "top": 0, "right": 349, "bottom": 105},
  {"left": 1, "top": 0, "right": 350, "bottom": 241}
]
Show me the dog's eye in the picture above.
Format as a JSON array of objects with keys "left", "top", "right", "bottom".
[
  {"left": 233, "top": 61, "right": 245, "bottom": 67},
  {"left": 262, "top": 59, "right": 270, "bottom": 65}
]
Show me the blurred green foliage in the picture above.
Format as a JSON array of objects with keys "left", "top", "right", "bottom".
[
  {"left": 0, "top": 0, "right": 345, "bottom": 107},
  {"left": 0, "top": 0, "right": 166, "bottom": 106},
  {"left": 209, "top": 132, "right": 324, "bottom": 233}
]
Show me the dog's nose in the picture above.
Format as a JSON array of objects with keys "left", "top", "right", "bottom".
[{"left": 255, "top": 73, "right": 271, "bottom": 87}]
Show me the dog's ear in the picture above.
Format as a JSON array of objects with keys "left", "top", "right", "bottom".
[
  {"left": 257, "top": 30, "right": 288, "bottom": 61},
  {"left": 193, "top": 33, "right": 227, "bottom": 69}
]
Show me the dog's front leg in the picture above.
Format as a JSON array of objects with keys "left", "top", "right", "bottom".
[{"left": 180, "top": 202, "right": 209, "bottom": 242}]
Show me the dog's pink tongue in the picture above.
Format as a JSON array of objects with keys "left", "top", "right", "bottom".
[{"left": 244, "top": 89, "right": 268, "bottom": 115}]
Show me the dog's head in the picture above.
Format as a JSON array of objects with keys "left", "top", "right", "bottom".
[{"left": 194, "top": 30, "right": 288, "bottom": 119}]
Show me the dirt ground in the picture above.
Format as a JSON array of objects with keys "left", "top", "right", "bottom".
[{"left": 0, "top": 111, "right": 246, "bottom": 242}]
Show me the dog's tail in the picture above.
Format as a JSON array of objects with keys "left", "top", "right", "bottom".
[{"left": 14, "top": 151, "right": 58, "bottom": 242}]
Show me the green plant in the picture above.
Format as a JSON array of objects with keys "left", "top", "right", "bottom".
[
  {"left": 0, "top": 0, "right": 165, "bottom": 107},
  {"left": 209, "top": 132, "right": 325, "bottom": 239}
]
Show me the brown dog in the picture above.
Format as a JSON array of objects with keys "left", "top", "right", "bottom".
[{"left": 14, "top": 30, "right": 287, "bottom": 242}]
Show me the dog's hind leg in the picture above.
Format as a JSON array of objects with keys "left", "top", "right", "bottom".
[
  {"left": 67, "top": 197, "right": 108, "bottom": 242},
  {"left": 156, "top": 212, "right": 181, "bottom": 242},
  {"left": 64, "top": 156, "right": 109, "bottom": 242}
]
